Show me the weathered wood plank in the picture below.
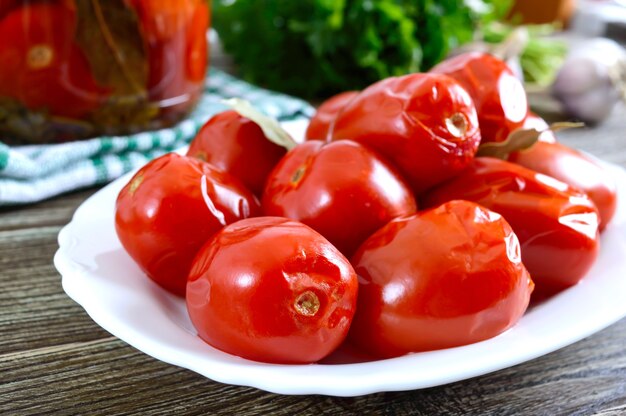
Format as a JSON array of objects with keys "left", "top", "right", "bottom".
[
  {"left": 0, "top": 188, "right": 98, "bottom": 231},
  {"left": 595, "top": 405, "right": 626, "bottom": 416},
  {"left": 0, "top": 226, "right": 110, "bottom": 354}
]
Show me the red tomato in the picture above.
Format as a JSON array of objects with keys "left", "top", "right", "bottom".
[
  {"left": 145, "top": 32, "right": 187, "bottom": 105},
  {"left": 185, "top": 1, "right": 209, "bottom": 83},
  {"left": 0, "top": 3, "right": 106, "bottom": 118},
  {"left": 186, "top": 216, "right": 358, "bottom": 364},
  {"left": 305, "top": 91, "right": 359, "bottom": 141},
  {"left": 330, "top": 73, "right": 481, "bottom": 194},
  {"left": 187, "top": 110, "right": 286, "bottom": 197},
  {"left": 508, "top": 141, "right": 617, "bottom": 230},
  {"left": 0, "top": 0, "right": 18, "bottom": 19},
  {"left": 423, "top": 157, "right": 600, "bottom": 297},
  {"left": 139, "top": 0, "right": 207, "bottom": 117},
  {"left": 129, "top": 0, "right": 198, "bottom": 42},
  {"left": 431, "top": 52, "right": 529, "bottom": 143},
  {"left": 349, "top": 200, "right": 533, "bottom": 358},
  {"left": 145, "top": 37, "right": 204, "bottom": 119},
  {"left": 523, "top": 111, "right": 556, "bottom": 143},
  {"left": 115, "top": 153, "right": 261, "bottom": 297},
  {"left": 262, "top": 140, "right": 418, "bottom": 257}
]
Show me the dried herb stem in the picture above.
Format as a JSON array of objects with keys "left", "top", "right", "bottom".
[{"left": 90, "top": 0, "right": 144, "bottom": 95}]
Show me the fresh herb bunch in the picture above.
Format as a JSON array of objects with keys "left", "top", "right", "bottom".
[
  {"left": 214, "top": 0, "right": 511, "bottom": 98},
  {"left": 483, "top": 23, "right": 568, "bottom": 87}
]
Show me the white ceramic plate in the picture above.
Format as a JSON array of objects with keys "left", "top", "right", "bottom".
[{"left": 55, "top": 121, "right": 626, "bottom": 396}]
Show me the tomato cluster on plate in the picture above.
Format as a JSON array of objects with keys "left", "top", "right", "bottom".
[{"left": 115, "top": 52, "right": 617, "bottom": 364}]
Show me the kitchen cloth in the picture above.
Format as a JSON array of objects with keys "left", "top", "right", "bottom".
[{"left": 0, "top": 68, "right": 315, "bottom": 206}]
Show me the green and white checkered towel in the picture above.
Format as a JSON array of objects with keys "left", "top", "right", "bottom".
[{"left": 0, "top": 68, "right": 314, "bottom": 206}]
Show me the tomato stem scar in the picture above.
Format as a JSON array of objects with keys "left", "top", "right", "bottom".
[
  {"left": 193, "top": 151, "right": 208, "bottom": 162},
  {"left": 129, "top": 174, "right": 144, "bottom": 196},
  {"left": 291, "top": 166, "right": 306, "bottom": 185},
  {"left": 27, "top": 45, "right": 54, "bottom": 69},
  {"left": 294, "top": 290, "right": 320, "bottom": 317},
  {"left": 446, "top": 113, "right": 468, "bottom": 138}
]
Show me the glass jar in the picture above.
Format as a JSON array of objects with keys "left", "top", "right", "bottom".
[{"left": 0, "top": 0, "right": 210, "bottom": 143}]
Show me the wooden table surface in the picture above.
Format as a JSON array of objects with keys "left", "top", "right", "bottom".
[{"left": 1, "top": 88, "right": 626, "bottom": 414}]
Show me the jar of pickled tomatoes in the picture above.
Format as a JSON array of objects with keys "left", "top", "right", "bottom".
[{"left": 0, "top": 0, "right": 209, "bottom": 143}]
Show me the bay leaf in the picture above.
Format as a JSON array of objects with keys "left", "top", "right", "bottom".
[
  {"left": 223, "top": 98, "right": 298, "bottom": 151},
  {"left": 74, "top": 0, "right": 148, "bottom": 96},
  {"left": 477, "top": 122, "right": 585, "bottom": 159}
]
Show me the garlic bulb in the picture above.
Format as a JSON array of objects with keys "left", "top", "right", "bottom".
[{"left": 552, "top": 38, "right": 626, "bottom": 124}]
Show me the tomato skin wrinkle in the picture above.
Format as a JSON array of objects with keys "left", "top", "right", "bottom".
[
  {"left": 186, "top": 217, "right": 358, "bottom": 364},
  {"left": 349, "top": 200, "right": 533, "bottom": 359},
  {"left": 330, "top": 73, "right": 481, "bottom": 194},
  {"left": 422, "top": 157, "right": 600, "bottom": 298},
  {"left": 263, "top": 140, "right": 417, "bottom": 258},
  {"left": 187, "top": 110, "right": 286, "bottom": 197},
  {"left": 115, "top": 153, "right": 260, "bottom": 297},
  {"left": 431, "top": 52, "right": 529, "bottom": 144},
  {"left": 508, "top": 141, "right": 617, "bottom": 230}
]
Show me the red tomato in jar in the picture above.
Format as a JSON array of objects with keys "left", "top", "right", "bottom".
[
  {"left": 262, "top": 140, "right": 418, "bottom": 257},
  {"left": 305, "top": 91, "right": 359, "bottom": 141},
  {"left": 139, "top": 0, "right": 208, "bottom": 117},
  {"left": 349, "top": 200, "right": 533, "bottom": 358},
  {"left": 423, "top": 157, "right": 600, "bottom": 298},
  {"left": 508, "top": 141, "right": 617, "bottom": 230},
  {"left": 330, "top": 73, "right": 481, "bottom": 194},
  {"left": 185, "top": 1, "right": 209, "bottom": 83},
  {"left": 187, "top": 110, "right": 286, "bottom": 197},
  {"left": 115, "top": 153, "right": 261, "bottom": 297},
  {"left": 0, "top": 0, "right": 18, "bottom": 19},
  {"left": 144, "top": 32, "right": 186, "bottom": 106},
  {"left": 129, "top": 0, "right": 198, "bottom": 42},
  {"left": 0, "top": 3, "right": 106, "bottom": 118},
  {"left": 430, "top": 52, "right": 529, "bottom": 143},
  {"left": 186, "top": 217, "right": 358, "bottom": 364}
]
